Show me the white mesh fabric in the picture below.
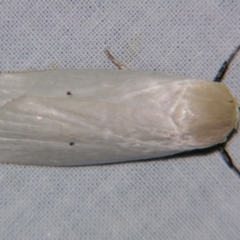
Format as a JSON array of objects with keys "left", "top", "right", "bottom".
[{"left": 0, "top": 1, "right": 240, "bottom": 240}]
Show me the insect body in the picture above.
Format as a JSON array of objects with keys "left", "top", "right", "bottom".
[{"left": 0, "top": 46, "right": 239, "bottom": 175}]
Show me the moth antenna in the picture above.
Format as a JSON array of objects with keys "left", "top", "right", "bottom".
[
  {"left": 218, "top": 145, "right": 240, "bottom": 177},
  {"left": 214, "top": 44, "right": 240, "bottom": 82}
]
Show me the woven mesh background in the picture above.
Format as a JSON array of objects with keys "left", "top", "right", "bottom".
[{"left": 1, "top": 1, "right": 240, "bottom": 239}]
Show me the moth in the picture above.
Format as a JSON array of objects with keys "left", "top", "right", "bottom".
[{"left": 0, "top": 46, "right": 239, "bottom": 176}]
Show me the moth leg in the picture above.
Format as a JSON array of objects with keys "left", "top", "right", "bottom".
[
  {"left": 213, "top": 44, "right": 240, "bottom": 82},
  {"left": 104, "top": 49, "right": 129, "bottom": 70},
  {"left": 218, "top": 144, "right": 240, "bottom": 177}
]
